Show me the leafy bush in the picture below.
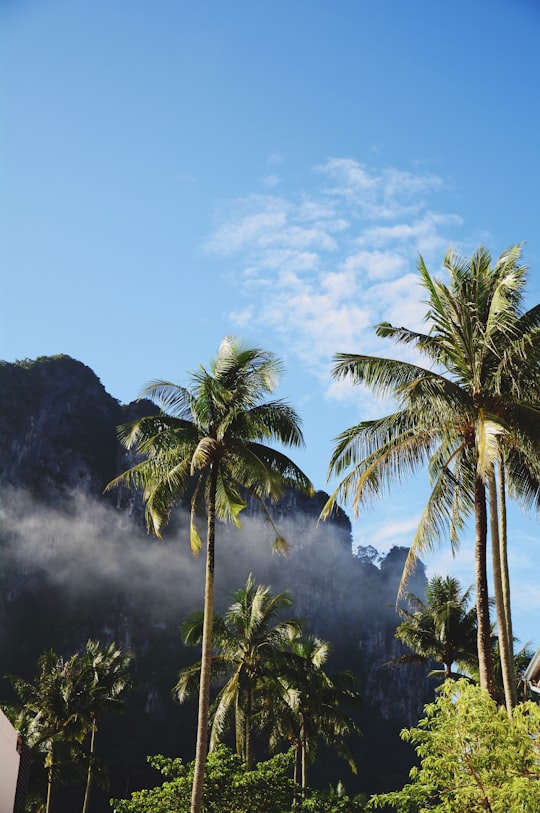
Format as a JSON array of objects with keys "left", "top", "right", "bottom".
[
  {"left": 111, "top": 745, "right": 366, "bottom": 812},
  {"left": 368, "top": 679, "right": 540, "bottom": 812}
]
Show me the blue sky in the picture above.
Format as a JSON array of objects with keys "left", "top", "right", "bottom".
[{"left": 2, "top": 0, "right": 540, "bottom": 646}]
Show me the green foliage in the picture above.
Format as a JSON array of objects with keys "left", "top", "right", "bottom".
[
  {"left": 111, "top": 745, "right": 294, "bottom": 812},
  {"left": 107, "top": 336, "right": 312, "bottom": 543},
  {"left": 4, "top": 641, "right": 132, "bottom": 812},
  {"left": 264, "top": 633, "right": 362, "bottom": 787},
  {"left": 111, "top": 745, "right": 366, "bottom": 813},
  {"left": 395, "top": 575, "right": 478, "bottom": 680},
  {"left": 176, "top": 574, "right": 301, "bottom": 766},
  {"left": 368, "top": 678, "right": 540, "bottom": 812}
]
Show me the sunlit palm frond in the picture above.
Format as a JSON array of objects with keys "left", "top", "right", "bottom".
[
  {"left": 139, "top": 381, "right": 195, "bottom": 420},
  {"left": 232, "top": 401, "right": 305, "bottom": 447},
  {"left": 209, "top": 673, "right": 239, "bottom": 752},
  {"left": 503, "top": 444, "right": 540, "bottom": 512},
  {"left": 331, "top": 353, "right": 441, "bottom": 400},
  {"left": 475, "top": 417, "right": 506, "bottom": 480}
]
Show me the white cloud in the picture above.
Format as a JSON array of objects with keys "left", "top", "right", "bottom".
[
  {"left": 315, "top": 158, "right": 444, "bottom": 221},
  {"left": 202, "top": 157, "right": 464, "bottom": 397},
  {"left": 230, "top": 305, "right": 254, "bottom": 328},
  {"left": 206, "top": 202, "right": 288, "bottom": 254},
  {"left": 371, "top": 272, "right": 428, "bottom": 334},
  {"left": 261, "top": 174, "right": 281, "bottom": 188},
  {"left": 363, "top": 514, "right": 422, "bottom": 550},
  {"left": 321, "top": 268, "right": 359, "bottom": 299},
  {"left": 343, "top": 249, "right": 407, "bottom": 281}
]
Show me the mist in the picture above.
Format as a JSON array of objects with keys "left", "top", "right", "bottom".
[
  {"left": 0, "top": 487, "right": 370, "bottom": 633},
  {"left": 0, "top": 485, "right": 431, "bottom": 743}
]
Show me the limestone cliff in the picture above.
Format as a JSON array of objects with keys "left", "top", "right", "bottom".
[{"left": 0, "top": 354, "right": 434, "bottom": 803}]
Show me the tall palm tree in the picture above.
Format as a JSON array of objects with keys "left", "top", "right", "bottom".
[
  {"left": 487, "top": 305, "right": 540, "bottom": 710},
  {"left": 80, "top": 640, "right": 132, "bottom": 813},
  {"left": 264, "top": 634, "right": 360, "bottom": 793},
  {"left": 107, "top": 336, "right": 312, "bottom": 813},
  {"left": 175, "top": 574, "right": 301, "bottom": 768},
  {"left": 395, "top": 575, "right": 478, "bottom": 680},
  {"left": 322, "top": 245, "right": 540, "bottom": 700}
]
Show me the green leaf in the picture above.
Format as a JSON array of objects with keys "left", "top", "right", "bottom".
[{"left": 190, "top": 521, "right": 203, "bottom": 556}]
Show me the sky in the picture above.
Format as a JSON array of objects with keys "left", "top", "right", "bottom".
[{"left": 1, "top": 0, "right": 539, "bottom": 647}]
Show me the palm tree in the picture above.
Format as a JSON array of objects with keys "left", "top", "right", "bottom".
[
  {"left": 322, "top": 245, "right": 540, "bottom": 700},
  {"left": 264, "top": 634, "right": 360, "bottom": 793},
  {"left": 395, "top": 575, "right": 478, "bottom": 680},
  {"left": 175, "top": 574, "right": 301, "bottom": 768},
  {"left": 486, "top": 305, "right": 540, "bottom": 710},
  {"left": 7, "top": 650, "right": 91, "bottom": 813},
  {"left": 107, "top": 336, "right": 312, "bottom": 813},
  {"left": 80, "top": 640, "right": 132, "bottom": 813}
]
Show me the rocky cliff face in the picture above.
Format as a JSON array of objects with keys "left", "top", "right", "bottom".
[
  {"left": 0, "top": 356, "right": 123, "bottom": 497},
  {"left": 0, "top": 355, "right": 434, "bottom": 802}
]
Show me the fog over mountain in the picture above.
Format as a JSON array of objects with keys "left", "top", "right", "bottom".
[{"left": 0, "top": 355, "right": 434, "bottom": 806}]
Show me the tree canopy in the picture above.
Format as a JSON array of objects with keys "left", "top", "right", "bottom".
[{"left": 369, "top": 679, "right": 540, "bottom": 812}]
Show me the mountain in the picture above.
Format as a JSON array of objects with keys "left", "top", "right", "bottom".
[{"left": 0, "top": 355, "right": 434, "bottom": 808}]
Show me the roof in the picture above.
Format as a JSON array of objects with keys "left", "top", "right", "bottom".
[{"left": 524, "top": 646, "right": 540, "bottom": 684}]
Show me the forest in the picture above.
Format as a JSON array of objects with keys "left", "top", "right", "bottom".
[{"left": 1, "top": 245, "right": 539, "bottom": 812}]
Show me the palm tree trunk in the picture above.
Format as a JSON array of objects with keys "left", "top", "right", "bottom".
[
  {"left": 474, "top": 475, "right": 495, "bottom": 696},
  {"left": 235, "top": 694, "right": 242, "bottom": 760},
  {"left": 81, "top": 719, "right": 97, "bottom": 813},
  {"left": 45, "top": 748, "right": 55, "bottom": 813},
  {"left": 301, "top": 719, "right": 307, "bottom": 795},
  {"left": 292, "top": 742, "right": 299, "bottom": 806},
  {"left": 46, "top": 771, "right": 53, "bottom": 813},
  {"left": 190, "top": 464, "right": 218, "bottom": 813},
  {"left": 497, "top": 456, "right": 516, "bottom": 707},
  {"left": 488, "top": 467, "right": 515, "bottom": 715},
  {"left": 245, "top": 688, "right": 253, "bottom": 769}
]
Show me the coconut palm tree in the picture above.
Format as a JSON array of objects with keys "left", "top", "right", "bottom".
[
  {"left": 7, "top": 650, "right": 91, "bottom": 813},
  {"left": 395, "top": 575, "right": 478, "bottom": 680},
  {"left": 486, "top": 307, "right": 540, "bottom": 710},
  {"left": 322, "top": 245, "right": 540, "bottom": 700},
  {"left": 107, "top": 336, "right": 312, "bottom": 813},
  {"left": 80, "top": 640, "right": 132, "bottom": 813},
  {"left": 264, "top": 634, "right": 361, "bottom": 794},
  {"left": 175, "top": 574, "right": 301, "bottom": 768}
]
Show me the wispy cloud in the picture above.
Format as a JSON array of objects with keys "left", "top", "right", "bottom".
[
  {"left": 203, "top": 158, "right": 464, "bottom": 398},
  {"left": 357, "top": 513, "right": 422, "bottom": 554},
  {"left": 261, "top": 174, "right": 281, "bottom": 188}
]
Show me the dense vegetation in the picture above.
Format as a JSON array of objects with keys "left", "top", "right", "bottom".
[
  {"left": 369, "top": 680, "right": 540, "bottom": 812},
  {"left": 111, "top": 746, "right": 367, "bottom": 813}
]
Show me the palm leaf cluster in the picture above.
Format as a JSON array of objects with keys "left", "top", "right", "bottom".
[
  {"left": 322, "top": 245, "right": 540, "bottom": 703},
  {"left": 264, "top": 633, "right": 360, "bottom": 794},
  {"left": 6, "top": 641, "right": 131, "bottom": 813},
  {"left": 175, "top": 574, "right": 301, "bottom": 768},
  {"left": 108, "top": 336, "right": 311, "bottom": 550},
  {"left": 176, "top": 575, "right": 361, "bottom": 793},
  {"left": 395, "top": 575, "right": 478, "bottom": 680}
]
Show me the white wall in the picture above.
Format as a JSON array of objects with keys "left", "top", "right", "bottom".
[{"left": 0, "top": 709, "right": 20, "bottom": 813}]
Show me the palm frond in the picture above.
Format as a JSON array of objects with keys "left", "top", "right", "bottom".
[{"left": 139, "top": 381, "right": 195, "bottom": 420}]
